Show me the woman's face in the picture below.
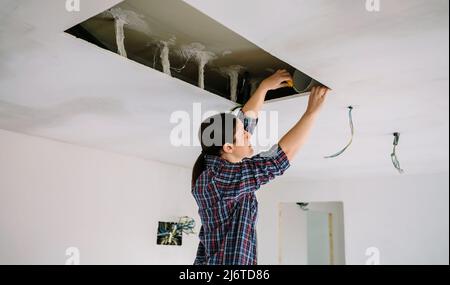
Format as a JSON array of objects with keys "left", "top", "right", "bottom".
[{"left": 230, "top": 119, "right": 254, "bottom": 159}]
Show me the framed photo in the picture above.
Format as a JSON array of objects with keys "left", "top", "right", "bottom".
[{"left": 157, "top": 222, "right": 182, "bottom": 246}]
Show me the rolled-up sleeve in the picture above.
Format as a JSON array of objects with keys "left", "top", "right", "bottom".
[
  {"left": 241, "top": 144, "right": 290, "bottom": 190},
  {"left": 237, "top": 109, "right": 258, "bottom": 135},
  {"left": 213, "top": 145, "right": 290, "bottom": 200}
]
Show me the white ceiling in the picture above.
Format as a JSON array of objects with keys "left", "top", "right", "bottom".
[{"left": 0, "top": 0, "right": 448, "bottom": 181}]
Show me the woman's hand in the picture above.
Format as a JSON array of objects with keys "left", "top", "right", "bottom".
[
  {"left": 241, "top": 70, "right": 292, "bottom": 117},
  {"left": 260, "top": 69, "right": 293, "bottom": 91},
  {"left": 305, "top": 86, "right": 329, "bottom": 116},
  {"left": 278, "top": 86, "right": 329, "bottom": 161}
]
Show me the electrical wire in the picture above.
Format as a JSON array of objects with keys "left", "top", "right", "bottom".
[
  {"left": 391, "top": 132, "right": 404, "bottom": 174},
  {"left": 325, "top": 106, "right": 354, "bottom": 158}
]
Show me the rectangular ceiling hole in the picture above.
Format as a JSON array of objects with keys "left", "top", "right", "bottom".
[{"left": 65, "top": 0, "right": 326, "bottom": 104}]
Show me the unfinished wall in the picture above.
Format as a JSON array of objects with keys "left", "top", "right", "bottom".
[{"left": 0, "top": 129, "right": 199, "bottom": 265}]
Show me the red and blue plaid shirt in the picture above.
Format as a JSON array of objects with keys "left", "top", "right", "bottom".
[{"left": 192, "top": 110, "right": 290, "bottom": 265}]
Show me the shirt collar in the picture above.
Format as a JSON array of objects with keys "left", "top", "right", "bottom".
[{"left": 204, "top": 154, "right": 225, "bottom": 168}]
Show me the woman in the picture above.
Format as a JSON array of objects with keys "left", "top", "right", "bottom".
[{"left": 191, "top": 69, "right": 328, "bottom": 265}]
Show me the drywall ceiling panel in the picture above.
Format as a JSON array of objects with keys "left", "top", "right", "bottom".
[{"left": 0, "top": 0, "right": 123, "bottom": 33}]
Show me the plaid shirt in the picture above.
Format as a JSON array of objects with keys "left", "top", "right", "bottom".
[{"left": 192, "top": 110, "right": 290, "bottom": 265}]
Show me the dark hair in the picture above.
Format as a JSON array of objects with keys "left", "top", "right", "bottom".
[{"left": 191, "top": 113, "right": 237, "bottom": 185}]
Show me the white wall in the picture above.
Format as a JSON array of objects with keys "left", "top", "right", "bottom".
[
  {"left": 275, "top": 202, "right": 346, "bottom": 265},
  {"left": 279, "top": 203, "right": 308, "bottom": 265},
  {"left": 0, "top": 129, "right": 200, "bottom": 265},
  {"left": 307, "top": 202, "right": 345, "bottom": 265},
  {"left": 257, "top": 173, "right": 449, "bottom": 265},
  {"left": 0, "top": 128, "right": 448, "bottom": 265}
]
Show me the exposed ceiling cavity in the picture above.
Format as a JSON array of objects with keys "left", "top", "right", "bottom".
[{"left": 65, "top": 0, "right": 327, "bottom": 104}]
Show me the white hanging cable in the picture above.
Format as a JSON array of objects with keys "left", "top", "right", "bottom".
[{"left": 170, "top": 55, "right": 193, "bottom": 72}]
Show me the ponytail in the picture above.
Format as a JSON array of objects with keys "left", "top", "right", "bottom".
[
  {"left": 191, "top": 113, "right": 237, "bottom": 185},
  {"left": 192, "top": 153, "right": 206, "bottom": 186}
]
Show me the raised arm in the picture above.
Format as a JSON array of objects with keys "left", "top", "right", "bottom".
[
  {"left": 241, "top": 69, "right": 292, "bottom": 118},
  {"left": 279, "top": 86, "right": 329, "bottom": 161}
]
